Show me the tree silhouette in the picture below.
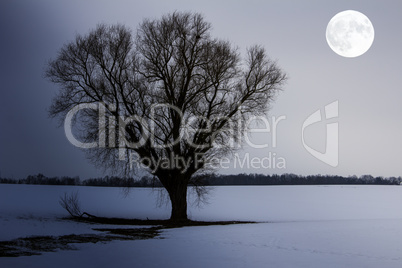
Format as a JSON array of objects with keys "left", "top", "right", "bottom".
[{"left": 46, "top": 12, "right": 286, "bottom": 221}]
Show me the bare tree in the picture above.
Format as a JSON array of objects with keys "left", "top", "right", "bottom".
[{"left": 46, "top": 12, "right": 286, "bottom": 221}]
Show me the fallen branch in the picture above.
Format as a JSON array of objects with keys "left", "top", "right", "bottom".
[{"left": 59, "top": 191, "right": 97, "bottom": 218}]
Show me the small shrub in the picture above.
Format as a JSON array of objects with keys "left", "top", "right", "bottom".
[{"left": 59, "top": 191, "right": 82, "bottom": 217}]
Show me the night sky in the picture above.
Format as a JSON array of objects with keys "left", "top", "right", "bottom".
[{"left": 1, "top": 0, "right": 402, "bottom": 179}]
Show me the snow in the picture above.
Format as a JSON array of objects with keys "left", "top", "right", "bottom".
[{"left": 1, "top": 184, "right": 402, "bottom": 267}]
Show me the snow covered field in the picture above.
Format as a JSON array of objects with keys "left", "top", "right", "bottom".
[{"left": 1, "top": 184, "right": 402, "bottom": 267}]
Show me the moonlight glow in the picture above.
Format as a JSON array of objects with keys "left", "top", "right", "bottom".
[{"left": 326, "top": 10, "right": 375, "bottom": 58}]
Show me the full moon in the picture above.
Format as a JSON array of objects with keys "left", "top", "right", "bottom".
[{"left": 326, "top": 10, "right": 374, "bottom": 58}]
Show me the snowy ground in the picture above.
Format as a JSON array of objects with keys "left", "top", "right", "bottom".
[{"left": 1, "top": 184, "right": 402, "bottom": 267}]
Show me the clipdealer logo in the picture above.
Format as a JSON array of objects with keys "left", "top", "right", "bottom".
[
  {"left": 63, "top": 101, "right": 339, "bottom": 170},
  {"left": 301, "top": 101, "right": 339, "bottom": 167}
]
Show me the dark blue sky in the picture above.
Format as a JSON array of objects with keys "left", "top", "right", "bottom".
[{"left": 1, "top": 0, "right": 402, "bottom": 179}]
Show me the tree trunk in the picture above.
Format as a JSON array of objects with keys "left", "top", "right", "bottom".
[{"left": 167, "top": 182, "right": 188, "bottom": 222}]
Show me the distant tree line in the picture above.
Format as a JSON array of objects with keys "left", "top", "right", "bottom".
[
  {"left": 0, "top": 173, "right": 161, "bottom": 187},
  {"left": 0, "top": 173, "right": 80, "bottom": 186},
  {"left": 197, "top": 173, "right": 402, "bottom": 186},
  {"left": 0, "top": 173, "right": 401, "bottom": 187},
  {"left": 82, "top": 176, "right": 162, "bottom": 187}
]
